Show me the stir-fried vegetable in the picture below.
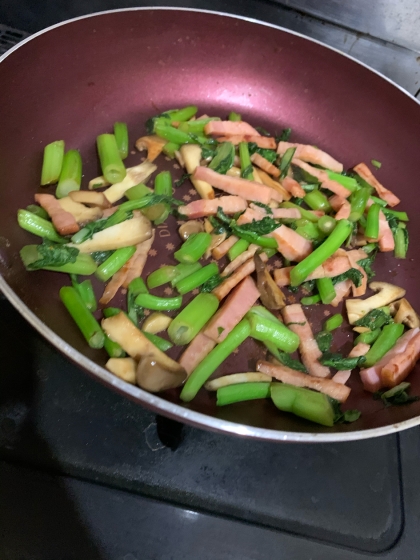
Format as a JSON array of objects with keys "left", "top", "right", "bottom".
[{"left": 17, "top": 104, "right": 418, "bottom": 428}]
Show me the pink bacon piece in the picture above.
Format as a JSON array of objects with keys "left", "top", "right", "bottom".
[
  {"left": 204, "top": 276, "right": 260, "bottom": 343},
  {"left": 359, "top": 328, "right": 420, "bottom": 392},
  {"left": 193, "top": 166, "right": 276, "bottom": 204},
  {"left": 178, "top": 332, "right": 216, "bottom": 376},
  {"left": 281, "top": 304, "right": 330, "bottom": 378},
  {"left": 277, "top": 141, "right": 343, "bottom": 173},
  {"left": 178, "top": 196, "right": 247, "bottom": 219},
  {"left": 354, "top": 162, "right": 400, "bottom": 207},
  {"left": 215, "top": 135, "right": 276, "bottom": 149},
  {"left": 204, "top": 120, "right": 260, "bottom": 137},
  {"left": 270, "top": 225, "right": 312, "bottom": 262},
  {"left": 292, "top": 159, "right": 352, "bottom": 199},
  {"left": 34, "top": 193, "right": 80, "bottom": 236}
]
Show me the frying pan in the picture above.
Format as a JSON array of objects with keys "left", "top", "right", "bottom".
[{"left": 1, "top": 8, "right": 420, "bottom": 442}]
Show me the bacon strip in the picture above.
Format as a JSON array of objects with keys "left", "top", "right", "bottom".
[
  {"left": 204, "top": 277, "right": 260, "bottom": 343},
  {"left": 277, "top": 142, "right": 343, "bottom": 173},
  {"left": 330, "top": 279, "right": 352, "bottom": 307},
  {"left": 280, "top": 176, "right": 306, "bottom": 198},
  {"left": 178, "top": 196, "right": 247, "bottom": 219},
  {"left": 359, "top": 328, "right": 420, "bottom": 392},
  {"left": 178, "top": 332, "right": 216, "bottom": 376},
  {"left": 213, "top": 253, "right": 268, "bottom": 300},
  {"left": 215, "top": 135, "right": 276, "bottom": 149},
  {"left": 292, "top": 159, "right": 352, "bottom": 199},
  {"left": 378, "top": 210, "right": 395, "bottom": 252},
  {"left": 281, "top": 304, "right": 330, "bottom": 378},
  {"left": 270, "top": 225, "right": 312, "bottom": 262},
  {"left": 271, "top": 208, "right": 301, "bottom": 219},
  {"left": 34, "top": 193, "right": 79, "bottom": 235},
  {"left": 329, "top": 194, "right": 351, "bottom": 220},
  {"left": 204, "top": 120, "right": 260, "bottom": 137},
  {"left": 250, "top": 153, "right": 280, "bottom": 178},
  {"left": 353, "top": 162, "right": 400, "bottom": 207},
  {"left": 257, "top": 361, "right": 350, "bottom": 402},
  {"left": 236, "top": 206, "right": 266, "bottom": 226},
  {"left": 212, "top": 235, "right": 239, "bottom": 260},
  {"left": 193, "top": 166, "right": 276, "bottom": 204}
]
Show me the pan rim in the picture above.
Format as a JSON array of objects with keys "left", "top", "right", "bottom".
[{"left": 1, "top": 6, "right": 419, "bottom": 442}]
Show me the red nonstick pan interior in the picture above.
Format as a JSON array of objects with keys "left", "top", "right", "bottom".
[{"left": 1, "top": 8, "right": 420, "bottom": 442}]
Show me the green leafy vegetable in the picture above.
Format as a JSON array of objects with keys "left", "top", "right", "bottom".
[
  {"left": 200, "top": 273, "right": 225, "bottom": 293},
  {"left": 208, "top": 216, "right": 229, "bottom": 235},
  {"left": 373, "top": 382, "right": 420, "bottom": 407},
  {"left": 371, "top": 159, "right": 381, "bottom": 169},
  {"left": 276, "top": 128, "right": 292, "bottom": 142},
  {"left": 331, "top": 268, "right": 364, "bottom": 288},
  {"left": 268, "top": 348, "right": 308, "bottom": 373},
  {"left": 330, "top": 398, "right": 361, "bottom": 423},
  {"left": 145, "top": 111, "right": 171, "bottom": 134},
  {"left": 301, "top": 183, "right": 317, "bottom": 193},
  {"left": 357, "top": 252, "right": 377, "bottom": 281},
  {"left": 127, "top": 278, "right": 147, "bottom": 324},
  {"left": 216, "top": 207, "right": 232, "bottom": 226},
  {"left": 174, "top": 172, "right": 190, "bottom": 188},
  {"left": 71, "top": 218, "right": 108, "bottom": 244},
  {"left": 248, "top": 142, "right": 277, "bottom": 164},
  {"left": 201, "top": 145, "right": 217, "bottom": 159},
  {"left": 252, "top": 202, "right": 273, "bottom": 215},
  {"left": 280, "top": 147, "right": 296, "bottom": 179},
  {"left": 91, "top": 250, "right": 113, "bottom": 264},
  {"left": 315, "top": 331, "right": 333, "bottom": 353},
  {"left": 140, "top": 194, "right": 184, "bottom": 208},
  {"left": 233, "top": 217, "right": 280, "bottom": 236},
  {"left": 26, "top": 239, "right": 79, "bottom": 270},
  {"left": 354, "top": 308, "right": 392, "bottom": 331},
  {"left": 255, "top": 126, "right": 271, "bottom": 137},
  {"left": 208, "top": 142, "right": 235, "bottom": 174},
  {"left": 241, "top": 164, "right": 254, "bottom": 179},
  {"left": 320, "top": 352, "right": 366, "bottom": 370}
]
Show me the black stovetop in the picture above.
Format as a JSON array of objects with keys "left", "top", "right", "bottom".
[
  {"left": 1, "top": 296, "right": 420, "bottom": 559},
  {"left": 2, "top": 2, "right": 420, "bottom": 559}
]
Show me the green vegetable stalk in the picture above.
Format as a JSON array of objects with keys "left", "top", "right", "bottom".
[
  {"left": 180, "top": 319, "right": 251, "bottom": 402},
  {"left": 168, "top": 293, "right": 219, "bottom": 345},
  {"left": 271, "top": 383, "right": 334, "bottom": 427},
  {"left": 363, "top": 323, "right": 405, "bottom": 367},
  {"left": 96, "top": 133, "right": 126, "bottom": 184},
  {"left": 174, "top": 232, "right": 212, "bottom": 263},
  {"left": 59, "top": 286, "right": 105, "bottom": 349},
  {"left": 56, "top": 149, "right": 82, "bottom": 198},
  {"left": 175, "top": 263, "right": 219, "bottom": 294},
  {"left": 113, "top": 122, "right": 129, "bottom": 160},
  {"left": 316, "top": 278, "right": 336, "bottom": 305},
  {"left": 290, "top": 219, "right": 353, "bottom": 286},
  {"left": 134, "top": 293, "right": 183, "bottom": 311},
  {"left": 40, "top": 140, "right": 65, "bottom": 185},
  {"left": 95, "top": 246, "right": 136, "bottom": 282},
  {"left": 247, "top": 313, "right": 300, "bottom": 353},
  {"left": 216, "top": 382, "right": 271, "bottom": 406},
  {"left": 18, "top": 210, "right": 66, "bottom": 244}
]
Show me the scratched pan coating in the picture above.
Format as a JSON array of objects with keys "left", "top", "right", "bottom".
[{"left": 1, "top": 8, "right": 420, "bottom": 442}]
